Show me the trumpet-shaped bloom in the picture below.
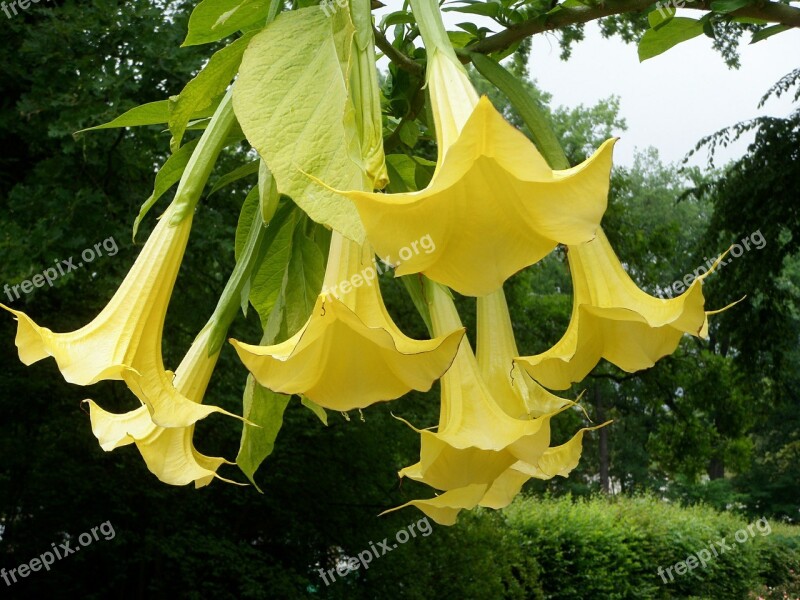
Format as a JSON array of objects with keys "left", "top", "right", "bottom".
[
  {"left": 387, "top": 285, "right": 605, "bottom": 525},
  {"left": 84, "top": 325, "right": 233, "bottom": 488},
  {"left": 334, "top": 52, "right": 616, "bottom": 296},
  {"left": 1, "top": 202, "right": 236, "bottom": 428},
  {"left": 397, "top": 424, "right": 606, "bottom": 526},
  {"left": 517, "top": 229, "right": 725, "bottom": 390},
  {"left": 391, "top": 284, "right": 570, "bottom": 494},
  {"left": 230, "top": 231, "right": 464, "bottom": 411}
]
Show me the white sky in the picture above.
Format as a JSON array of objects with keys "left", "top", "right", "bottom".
[
  {"left": 378, "top": 3, "right": 800, "bottom": 168},
  {"left": 526, "top": 21, "right": 800, "bottom": 167}
]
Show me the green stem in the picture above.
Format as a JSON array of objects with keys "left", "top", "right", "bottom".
[
  {"left": 206, "top": 205, "right": 269, "bottom": 356},
  {"left": 476, "top": 288, "right": 519, "bottom": 368},
  {"left": 424, "top": 277, "right": 464, "bottom": 337},
  {"left": 409, "top": 0, "right": 460, "bottom": 63},
  {"left": 169, "top": 89, "right": 236, "bottom": 225},
  {"left": 349, "top": 0, "right": 388, "bottom": 188},
  {"left": 470, "top": 53, "right": 570, "bottom": 170}
]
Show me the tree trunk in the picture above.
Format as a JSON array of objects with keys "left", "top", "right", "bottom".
[
  {"left": 595, "top": 384, "right": 610, "bottom": 493},
  {"left": 707, "top": 456, "right": 725, "bottom": 480}
]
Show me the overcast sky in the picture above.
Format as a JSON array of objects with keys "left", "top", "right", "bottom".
[
  {"left": 382, "top": 5, "right": 800, "bottom": 168},
  {"left": 526, "top": 21, "right": 800, "bottom": 167}
]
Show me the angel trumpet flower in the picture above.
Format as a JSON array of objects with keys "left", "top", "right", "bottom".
[
  {"left": 230, "top": 230, "right": 464, "bottom": 411},
  {"left": 84, "top": 325, "right": 232, "bottom": 488},
  {"left": 1, "top": 92, "right": 239, "bottom": 428},
  {"left": 388, "top": 283, "right": 606, "bottom": 525},
  {"left": 517, "top": 228, "right": 728, "bottom": 390},
  {"left": 330, "top": 0, "right": 616, "bottom": 297},
  {"left": 1, "top": 200, "right": 234, "bottom": 428},
  {"left": 84, "top": 172, "right": 276, "bottom": 487}
]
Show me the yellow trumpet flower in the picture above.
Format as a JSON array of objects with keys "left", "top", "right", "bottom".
[
  {"left": 396, "top": 424, "right": 606, "bottom": 526},
  {"left": 386, "top": 283, "right": 571, "bottom": 515},
  {"left": 84, "top": 325, "right": 234, "bottom": 488},
  {"left": 2, "top": 92, "right": 239, "bottom": 428},
  {"left": 1, "top": 201, "right": 236, "bottom": 428},
  {"left": 517, "top": 228, "right": 726, "bottom": 390},
  {"left": 334, "top": 49, "right": 616, "bottom": 297},
  {"left": 230, "top": 231, "right": 464, "bottom": 411},
  {"left": 388, "top": 285, "right": 603, "bottom": 525}
]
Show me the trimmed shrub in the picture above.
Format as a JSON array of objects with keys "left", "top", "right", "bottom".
[{"left": 505, "top": 494, "right": 800, "bottom": 600}]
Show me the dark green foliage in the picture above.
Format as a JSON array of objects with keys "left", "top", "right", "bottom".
[
  {"left": 508, "top": 495, "right": 800, "bottom": 600},
  {"left": 1, "top": 0, "right": 799, "bottom": 598}
]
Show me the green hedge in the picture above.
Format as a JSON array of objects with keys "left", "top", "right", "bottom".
[{"left": 504, "top": 494, "right": 800, "bottom": 600}]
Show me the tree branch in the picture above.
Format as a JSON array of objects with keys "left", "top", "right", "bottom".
[
  {"left": 464, "top": 0, "right": 800, "bottom": 56},
  {"left": 384, "top": 82, "right": 426, "bottom": 152},
  {"left": 374, "top": 26, "right": 424, "bottom": 76}
]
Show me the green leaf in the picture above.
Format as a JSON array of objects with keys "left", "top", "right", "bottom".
[
  {"left": 731, "top": 16, "right": 767, "bottom": 24},
  {"left": 234, "top": 185, "right": 261, "bottom": 261},
  {"left": 443, "top": 1, "right": 501, "bottom": 18},
  {"left": 236, "top": 375, "right": 291, "bottom": 490},
  {"left": 401, "top": 274, "right": 434, "bottom": 337},
  {"left": 132, "top": 140, "right": 199, "bottom": 241},
  {"left": 750, "top": 24, "right": 789, "bottom": 44},
  {"left": 398, "top": 120, "right": 420, "bottom": 148},
  {"left": 710, "top": 0, "right": 751, "bottom": 13},
  {"left": 75, "top": 100, "right": 171, "bottom": 134},
  {"left": 169, "top": 31, "right": 255, "bottom": 151},
  {"left": 258, "top": 160, "right": 280, "bottom": 224},
  {"left": 236, "top": 295, "right": 292, "bottom": 490},
  {"left": 77, "top": 100, "right": 223, "bottom": 136},
  {"left": 470, "top": 53, "right": 569, "bottom": 169},
  {"left": 386, "top": 154, "right": 417, "bottom": 192},
  {"left": 284, "top": 223, "right": 325, "bottom": 333},
  {"left": 414, "top": 156, "right": 436, "bottom": 190},
  {"left": 647, "top": 6, "right": 675, "bottom": 29},
  {"left": 447, "top": 31, "right": 474, "bottom": 48},
  {"left": 250, "top": 201, "right": 299, "bottom": 327},
  {"left": 233, "top": 7, "right": 366, "bottom": 242},
  {"left": 208, "top": 159, "right": 259, "bottom": 196},
  {"left": 638, "top": 17, "right": 704, "bottom": 62},
  {"left": 184, "top": 0, "right": 271, "bottom": 46},
  {"left": 380, "top": 11, "right": 415, "bottom": 27},
  {"left": 301, "top": 396, "right": 328, "bottom": 426}
]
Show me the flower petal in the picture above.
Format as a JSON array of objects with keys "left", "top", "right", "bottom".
[
  {"left": 518, "top": 230, "right": 720, "bottom": 389},
  {"left": 341, "top": 101, "right": 615, "bottom": 296}
]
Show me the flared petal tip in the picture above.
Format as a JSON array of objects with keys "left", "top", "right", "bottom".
[{"left": 229, "top": 299, "right": 463, "bottom": 412}]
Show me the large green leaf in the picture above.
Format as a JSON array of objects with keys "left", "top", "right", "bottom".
[
  {"left": 184, "top": 0, "right": 271, "bottom": 46},
  {"left": 233, "top": 6, "right": 366, "bottom": 242},
  {"left": 638, "top": 17, "right": 704, "bottom": 61},
  {"left": 169, "top": 31, "right": 255, "bottom": 151}
]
